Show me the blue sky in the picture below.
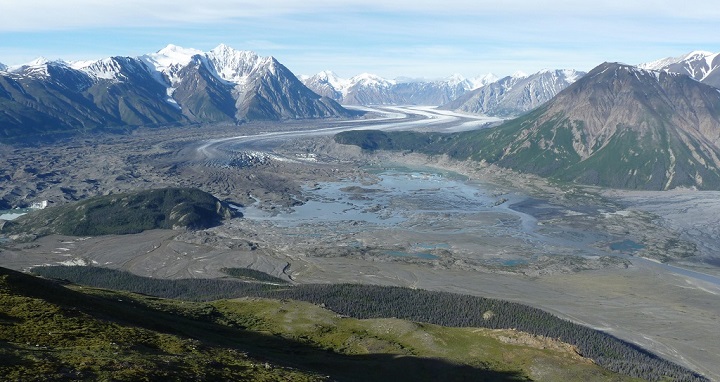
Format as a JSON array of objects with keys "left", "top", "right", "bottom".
[{"left": 1, "top": 1, "right": 719, "bottom": 79}]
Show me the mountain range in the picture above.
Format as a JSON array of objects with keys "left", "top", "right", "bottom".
[
  {"left": 0, "top": 44, "right": 351, "bottom": 141},
  {"left": 3, "top": 45, "right": 720, "bottom": 191},
  {"left": 336, "top": 62, "right": 720, "bottom": 190},
  {"left": 302, "top": 69, "right": 586, "bottom": 118},
  {"left": 302, "top": 50, "right": 720, "bottom": 120},
  {"left": 301, "top": 71, "right": 498, "bottom": 106},
  {"left": 439, "top": 69, "right": 586, "bottom": 117}
]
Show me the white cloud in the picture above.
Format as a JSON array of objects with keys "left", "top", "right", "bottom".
[
  {"left": 2, "top": 0, "right": 719, "bottom": 31},
  {"left": 2, "top": 0, "right": 719, "bottom": 79}
]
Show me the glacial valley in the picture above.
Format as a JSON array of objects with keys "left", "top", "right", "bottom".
[{"left": 2, "top": 106, "right": 720, "bottom": 380}]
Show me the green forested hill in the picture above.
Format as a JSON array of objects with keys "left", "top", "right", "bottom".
[
  {"left": 25, "top": 265, "right": 711, "bottom": 382},
  {"left": 2, "top": 187, "right": 236, "bottom": 237},
  {"left": 0, "top": 265, "right": 657, "bottom": 382}
]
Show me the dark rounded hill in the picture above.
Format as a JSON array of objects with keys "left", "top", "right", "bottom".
[{"left": 3, "top": 187, "right": 237, "bottom": 236}]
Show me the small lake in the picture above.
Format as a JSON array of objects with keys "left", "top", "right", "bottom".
[
  {"left": 0, "top": 207, "right": 35, "bottom": 221},
  {"left": 609, "top": 239, "right": 645, "bottom": 253},
  {"left": 384, "top": 250, "right": 439, "bottom": 260}
]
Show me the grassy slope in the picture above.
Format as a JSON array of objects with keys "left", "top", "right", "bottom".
[{"left": 0, "top": 267, "right": 635, "bottom": 382}]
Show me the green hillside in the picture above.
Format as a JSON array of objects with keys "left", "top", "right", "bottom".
[
  {"left": 0, "top": 266, "right": 648, "bottom": 381},
  {"left": 28, "top": 266, "right": 709, "bottom": 381}
]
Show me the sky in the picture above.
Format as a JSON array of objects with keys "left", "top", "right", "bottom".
[{"left": 1, "top": 1, "right": 719, "bottom": 79}]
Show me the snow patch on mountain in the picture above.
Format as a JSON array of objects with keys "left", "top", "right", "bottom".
[
  {"left": 5, "top": 57, "right": 71, "bottom": 78},
  {"left": 71, "top": 57, "right": 127, "bottom": 80},
  {"left": 640, "top": 51, "right": 713, "bottom": 71},
  {"left": 140, "top": 44, "right": 204, "bottom": 86},
  {"left": 639, "top": 50, "right": 720, "bottom": 87},
  {"left": 207, "top": 43, "right": 274, "bottom": 85},
  {"left": 639, "top": 53, "right": 689, "bottom": 71}
]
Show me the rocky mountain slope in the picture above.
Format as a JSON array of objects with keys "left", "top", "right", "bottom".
[
  {"left": 440, "top": 69, "right": 585, "bottom": 117},
  {"left": 302, "top": 71, "right": 496, "bottom": 106},
  {"left": 640, "top": 50, "right": 720, "bottom": 88},
  {"left": 0, "top": 45, "right": 351, "bottom": 141},
  {"left": 337, "top": 62, "right": 720, "bottom": 190},
  {"left": 492, "top": 62, "right": 720, "bottom": 190}
]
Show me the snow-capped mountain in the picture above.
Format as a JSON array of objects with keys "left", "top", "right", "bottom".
[
  {"left": 299, "top": 70, "right": 347, "bottom": 100},
  {"left": 341, "top": 73, "right": 397, "bottom": 105},
  {"left": 440, "top": 69, "right": 585, "bottom": 117},
  {"left": 0, "top": 62, "right": 6, "bottom": 72},
  {"left": 0, "top": 44, "right": 351, "bottom": 141},
  {"left": 639, "top": 51, "right": 720, "bottom": 88},
  {"left": 302, "top": 72, "right": 396, "bottom": 105},
  {"left": 470, "top": 73, "right": 500, "bottom": 89},
  {"left": 302, "top": 72, "right": 495, "bottom": 106}
]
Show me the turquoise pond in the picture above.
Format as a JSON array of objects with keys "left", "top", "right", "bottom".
[
  {"left": 383, "top": 251, "right": 439, "bottom": 260},
  {"left": 609, "top": 240, "right": 645, "bottom": 253}
]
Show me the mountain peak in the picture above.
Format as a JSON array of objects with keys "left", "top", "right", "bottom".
[
  {"left": 157, "top": 44, "right": 202, "bottom": 56},
  {"left": 27, "top": 56, "right": 50, "bottom": 66},
  {"left": 445, "top": 72, "right": 465, "bottom": 80},
  {"left": 212, "top": 43, "right": 232, "bottom": 52},
  {"left": 205, "top": 45, "right": 273, "bottom": 84},
  {"left": 588, "top": 62, "right": 684, "bottom": 83},
  {"left": 443, "top": 73, "right": 468, "bottom": 86},
  {"left": 505, "top": 61, "right": 720, "bottom": 189},
  {"left": 5, "top": 56, "right": 72, "bottom": 78},
  {"left": 471, "top": 73, "right": 499, "bottom": 89},
  {"left": 350, "top": 73, "right": 395, "bottom": 87},
  {"left": 145, "top": 45, "right": 203, "bottom": 73},
  {"left": 683, "top": 50, "right": 714, "bottom": 60},
  {"left": 312, "top": 70, "right": 346, "bottom": 87},
  {"left": 153, "top": 44, "right": 204, "bottom": 65},
  {"left": 209, "top": 43, "right": 261, "bottom": 61},
  {"left": 317, "top": 70, "right": 339, "bottom": 79}
]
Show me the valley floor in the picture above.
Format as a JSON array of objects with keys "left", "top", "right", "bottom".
[{"left": 1, "top": 106, "right": 719, "bottom": 380}]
